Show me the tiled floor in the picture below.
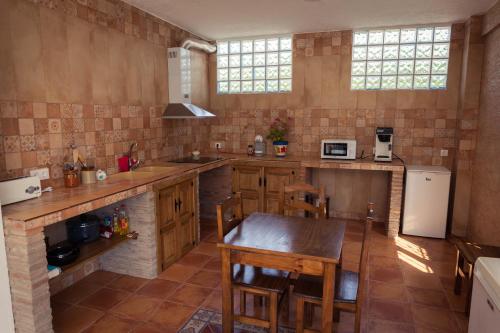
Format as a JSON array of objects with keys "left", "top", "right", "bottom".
[{"left": 50, "top": 220, "right": 468, "bottom": 333}]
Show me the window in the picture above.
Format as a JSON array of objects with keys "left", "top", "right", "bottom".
[
  {"left": 216, "top": 36, "right": 292, "bottom": 94},
  {"left": 351, "top": 26, "right": 451, "bottom": 90}
]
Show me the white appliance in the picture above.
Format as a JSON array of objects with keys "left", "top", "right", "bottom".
[
  {"left": 162, "top": 47, "right": 215, "bottom": 119},
  {"left": 0, "top": 204, "right": 15, "bottom": 332},
  {"left": 0, "top": 176, "right": 41, "bottom": 206},
  {"left": 402, "top": 165, "right": 451, "bottom": 238},
  {"left": 321, "top": 139, "right": 357, "bottom": 160},
  {"left": 374, "top": 127, "right": 393, "bottom": 162},
  {"left": 469, "top": 257, "right": 500, "bottom": 333}
]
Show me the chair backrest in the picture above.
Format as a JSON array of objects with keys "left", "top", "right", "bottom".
[
  {"left": 216, "top": 192, "right": 244, "bottom": 242},
  {"left": 280, "top": 183, "right": 326, "bottom": 219},
  {"left": 356, "top": 202, "right": 374, "bottom": 307}
]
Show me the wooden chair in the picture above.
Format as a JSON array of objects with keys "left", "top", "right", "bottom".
[
  {"left": 293, "top": 202, "right": 374, "bottom": 333},
  {"left": 450, "top": 236, "right": 500, "bottom": 313},
  {"left": 216, "top": 192, "right": 289, "bottom": 332},
  {"left": 279, "top": 183, "right": 327, "bottom": 219}
]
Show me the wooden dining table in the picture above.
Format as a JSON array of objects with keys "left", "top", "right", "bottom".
[{"left": 218, "top": 212, "right": 346, "bottom": 333}]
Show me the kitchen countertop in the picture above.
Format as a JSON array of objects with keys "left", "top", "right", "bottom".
[{"left": 1, "top": 154, "right": 404, "bottom": 229}]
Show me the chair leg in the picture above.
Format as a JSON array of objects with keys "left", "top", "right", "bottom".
[
  {"left": 354, "top": 310, "right": 362, "bottom": 333},
  {"left": 333, "top": 308, "right": 340, "bottom": 322},
  {"left": 269, "top": 292, "right": 278, "bottom": 333},
  {"left": 296, "top": 296, "right": 305, "bottom": 333},
  {"left": 239, "top": 290, "right": 246, "bottom": 316},
  {"left": 305, "top": 302, "right": 314, "bottom": 327},
  {"left": 454, "top": 252, "right": 463, "bottom": 295}
]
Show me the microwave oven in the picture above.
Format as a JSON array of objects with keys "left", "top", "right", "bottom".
[{"left": 321, "top": 139, "right": 357, "bottom": 160}]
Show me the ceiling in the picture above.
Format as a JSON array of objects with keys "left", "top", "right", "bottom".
[{"left": 124, "top": 0, "right": 496, "bottom": 40}]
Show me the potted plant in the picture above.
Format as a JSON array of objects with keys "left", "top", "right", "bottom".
[{"left": 267, "top": 117, "right": 291, "bottom": 157}]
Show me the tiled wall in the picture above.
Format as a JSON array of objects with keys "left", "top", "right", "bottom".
[
  {"left": 451, "top": 16, "right": 483, "bottom": 236},
  {"left": 208, "top": 27, "right": 465, "bottom": 170},
  {"left": 0, "top": 0, "right": 209, "bottom": 185},
  {"left": 467, "top": 0, "right": 500, "bottom": 245}
]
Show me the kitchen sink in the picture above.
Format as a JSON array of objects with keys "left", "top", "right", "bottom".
[{"left": 135, "top": 166, "right": 177, "bottom": 173}]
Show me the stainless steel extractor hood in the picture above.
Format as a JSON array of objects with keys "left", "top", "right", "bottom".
[{"left": 163, "top": 46, "right": 215, "bottom": 119}]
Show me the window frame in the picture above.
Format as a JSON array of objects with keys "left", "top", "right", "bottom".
[
  {"left": 350, "top": 25, "right": 452, "bottom": 91},
  {"left": 216, "top": 35, "right": 293, "bottom": 95}
]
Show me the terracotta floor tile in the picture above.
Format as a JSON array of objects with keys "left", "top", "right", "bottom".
[
  {"left": 149, "top": 301, "right": 197, "bottom": 329},
  {"left": 187, "top": 270, "right": 221, "bottom": 289},
  {"left": 157, "top": 263, "right": 199, "bottom": 282},
  {"left": 428, "top": 261, "right": 456, "bottom": 277},
  {"left": 369, "top": 280, "right": 408, "bottom": 302},
  {"left": 136, "top": 279, "right": 180, "bottom": 299},
  {"left": 111, "top": 295, "right": 162, "bottom": 321},
  {"left": 201, "top": 289, "right": 222, "bottom": 312},
  {"left": 407, "top": 286, "right": 449, "bottom": 308},
  {"left": 50, "top": 299, "right": 71, "bottom": 316},
  {"left": 168, "top": 284, "right": 213, "bottom": 307},
  {"left": 82, "top": 314, "right": 138, "bottom": 333},
  {"left": 439, "top": 276, "right": 456, "bottom": 290},
  {"left": 402, "top": 270, "right": 443, "bottom": 290},
  {"left": 132, "top": 322, "right": 177, "bottom": 333},
  {"left": 369, "top": 266, "right": 404, "bottom": 284},
  {"left": 79, "top": 287, "right": 131, "bottom": 311},
  {"left": 192, "top": 241, "right": 220, "bottom": 257},
  {"left": 110, "top": 275, "right": 150, "bottom": 292},
  {"left": 368, "top": 299, "right": 413, "bottom": 323},
  {"left": 453, "top": 311, "right": 469, "bottom": 333},
  {"left": 52, "top": 279, "right": 103, "bottom": 304},
  {"left": 52, "top": 305, "right": 104, "bottom": 333},
  {"left": 411, "top": 304, "right": 458, "bottom": 332},
  {"left": 369, "top": 255, "right": 401, "bottom": 269},
  {"left": 203, "top": 257, "right": 222, "bottom": 272},
  {"left": 177, "top": 252, "right": 212, "bottom": 268},
  {"left": 80, "top": 270, "right": 123, "bottom": 285},
  {"left": 367, "top": 319, "right": 416, "bottom": 333},
  {"left": 443, "top": 288, "right": 467, "bottom": 313}
]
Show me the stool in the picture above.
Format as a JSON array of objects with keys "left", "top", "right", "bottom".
[{"left": 451, "top": 236, "right": 500, "bottom": 313}]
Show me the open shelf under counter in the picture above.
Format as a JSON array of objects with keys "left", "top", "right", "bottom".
[{"left": 59, "top": 235, "right": 130, "bottom": 272}]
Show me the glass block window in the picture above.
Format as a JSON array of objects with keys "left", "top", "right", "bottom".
[
  {"left": 351, "top": 26, "right": 451, "bottom": 90},
  {"left": 216, "top": 36, "right": 292, "bottom": 94}
]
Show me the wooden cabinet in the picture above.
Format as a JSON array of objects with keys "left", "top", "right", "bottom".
[
  {"left": 263, "top": 167, "right": 296, "bottom": 214},
  {"left": 232, "top": 163, "right": 298, "bottom": 216},
  {"left": 232, "top": 166, "right": 262, "bottom": 216},
  {"left": 155, "top": 176, "right": 197, "bottom": 272}
]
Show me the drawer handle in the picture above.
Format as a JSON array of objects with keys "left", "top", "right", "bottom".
[{"left": 487, "top": 298, "right": 495, "bottom": 311}]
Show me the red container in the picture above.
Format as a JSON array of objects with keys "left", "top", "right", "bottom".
[{"left": 118, "top": 156, "right": 130, "bottom": 172}]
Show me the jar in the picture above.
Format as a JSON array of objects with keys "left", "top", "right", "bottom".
[
  {"left": 247, "top": 145, "right": 254, "bottom": 156},
  {"left": 81, "top": 166, "right": 96, "bottom": 184},
  {"left": 63, "top": 169, "right": 80, "bottom": 188}
]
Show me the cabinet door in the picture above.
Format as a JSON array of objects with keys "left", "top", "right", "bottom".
[
  {"left": 263, "top": 167, "right": 297, "bottom": 214},
  {"left": 157, "top": 186, "right": 178, "bottom": 271},
  {"left": 176, "top": 179, "right": 196, "bottom": 256},
  {"left": 232, "top": 166, "right": 262, "bottom": 216}
]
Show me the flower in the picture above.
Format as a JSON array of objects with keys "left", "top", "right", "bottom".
[{"left": 267, "top": 117, "right": 291, "bottom": 142}]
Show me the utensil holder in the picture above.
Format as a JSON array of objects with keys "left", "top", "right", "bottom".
[{"left": 63, "top": 169, "right": 80, "bottom": 188}]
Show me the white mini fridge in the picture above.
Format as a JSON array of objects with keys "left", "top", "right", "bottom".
[
  {"left": 469, "top": 257, "right": 500, "bottom": 333},
  {"left": 402, "top": 165, "right": 451, "bottom": 238}
]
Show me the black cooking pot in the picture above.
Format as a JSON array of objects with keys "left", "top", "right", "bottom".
[
  {"left": 66, "top": 214, "right": 100, "bottom": 244},
  {"left": 46, "top": 242, "right": 80, "bottom": 266}
]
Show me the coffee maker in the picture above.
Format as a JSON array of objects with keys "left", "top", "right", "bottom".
[{"left": 374, "top": 127, "right": 393, "bottom": 162}]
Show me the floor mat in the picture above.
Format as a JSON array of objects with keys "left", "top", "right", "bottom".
[{"left": 179, "top": 308, "right": 295, "bottom": 333}]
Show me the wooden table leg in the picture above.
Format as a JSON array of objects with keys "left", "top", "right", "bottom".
[
  {"left": 221, "top": 248, "right": 233, "bottom": 333},
  {"left": 322, "top": 262, "right": 335, "bottom": 333}
]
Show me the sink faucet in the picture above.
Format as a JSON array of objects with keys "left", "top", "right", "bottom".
[{"left": 128, "top": 142, "right": 142, "bottom": 171}]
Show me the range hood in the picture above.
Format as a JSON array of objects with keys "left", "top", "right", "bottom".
[{"left": 163, "top": 47, "right": 215, "bottom": 119}]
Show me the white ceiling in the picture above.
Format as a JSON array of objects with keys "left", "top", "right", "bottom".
[{"left": 125, "top": 0, "right": 496, "bottom": 40}]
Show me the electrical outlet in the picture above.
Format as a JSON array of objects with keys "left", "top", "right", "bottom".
[
  {"left": 30, "top": 167, "right": 50, "bottom": 180},
  {"left": 440, "top": 149, "right": 449, "bottom": 157},
  {"left": 215, "top": 142, "right": 224, "bottom": 149}
]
